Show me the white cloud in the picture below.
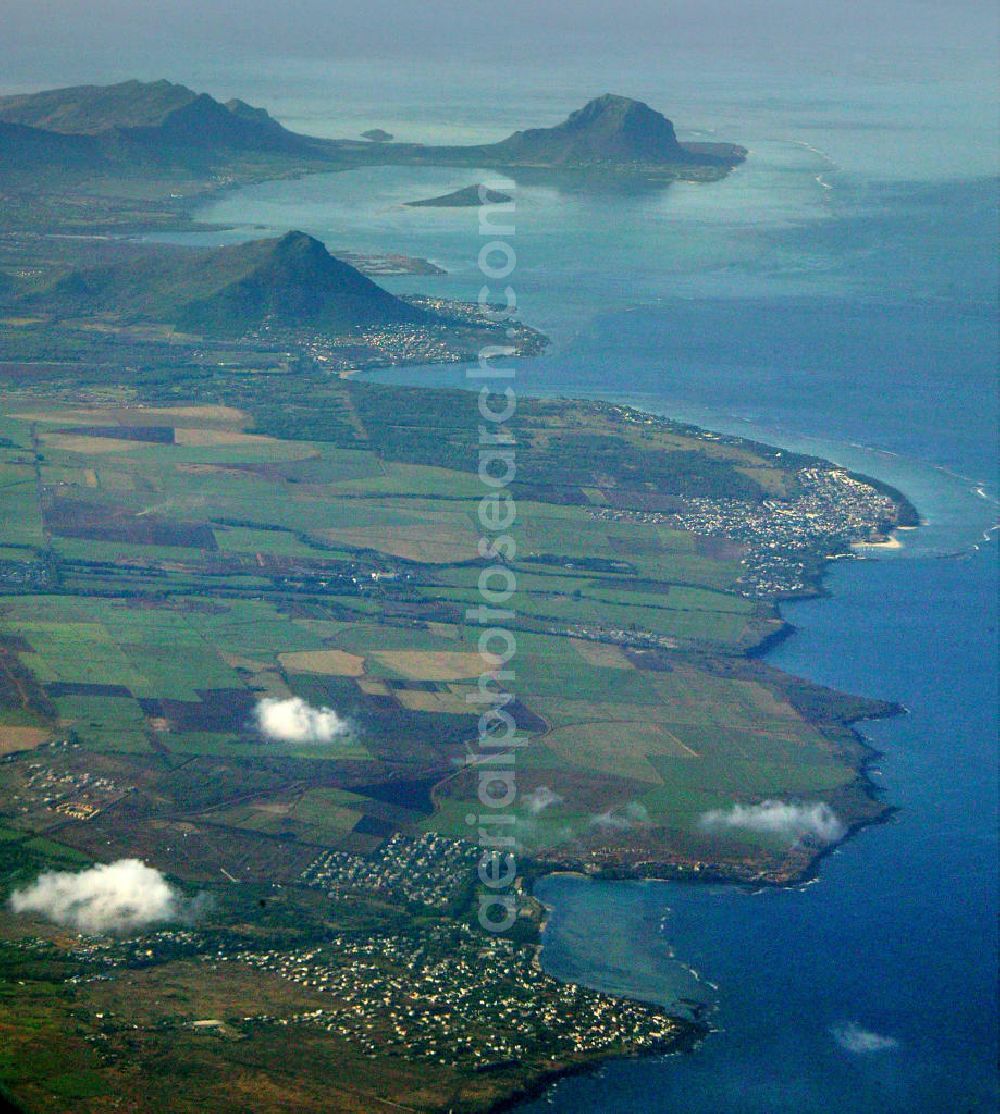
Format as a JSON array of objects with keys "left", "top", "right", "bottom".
[
  {"left": 522, "top": 786, "right": 563, "bottom": 815},
  {"left": 9, "top": 859, "right": 179, "bottom": 935},
  {"left": 831, "top": 1022, "right": 900, "bottom": 1054},
  {"left": 699, "top": 800, "right": 846, "bottom": 844},
  {"left": 255, "top": 697, "right": 350, "bottom": 743},
  {"left": 590, "top": 801, "right": 649, "bottom": 829}
]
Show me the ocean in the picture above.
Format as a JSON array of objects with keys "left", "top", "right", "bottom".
[{"left": 133, "top": 51, "right": 998, "bottom": 1112}]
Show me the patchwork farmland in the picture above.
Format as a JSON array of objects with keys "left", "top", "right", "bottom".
[{"left": 0, "top": 382, "right": 891, "bottom": 889}]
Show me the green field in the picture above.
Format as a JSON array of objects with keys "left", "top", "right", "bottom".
[{"left": 0, "top": 382, "right": 882, "bottom": 888}]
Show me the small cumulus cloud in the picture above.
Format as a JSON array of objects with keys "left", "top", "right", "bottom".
[
  {"left": 522, "top": 786, "right": 563, "bottom": 815},
  {"left": 699, "top": 800, "right": 845, "bottom": 844},
  {"left": 9, "top": 859, "right": 181, "bottom": 935},
  {"left": 590, "top": 801, "right": 649, "bottom": 830},
  {"left": 831, "top": 1022, "right": 900, "bottom": 1054},
  {"left": 255, "top": 697, "right": 350, "bottom": 743}
]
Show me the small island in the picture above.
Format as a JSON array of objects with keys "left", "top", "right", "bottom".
[
  {"left": 406, "top": 183, "right": 513, "bottom": 207},
  {"left": 360, "top": 128, "right": 392, "bottom": 142}
]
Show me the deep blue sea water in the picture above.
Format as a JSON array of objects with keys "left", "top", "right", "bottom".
[
  {"left": 523, "top": 551, "right": 998, "bottom": 1114},
  {"left": 133, "top": 55, "right": 999, "bottom": 1112}
]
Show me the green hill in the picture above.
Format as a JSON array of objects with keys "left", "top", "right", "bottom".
[
  {"left": 480, "top": 94, "right": 743, "bottom": 168},
  {"left": 24, "top": 231, "right": 433, "bottom": 335},
  {"left": 0, "top": 83, "right": 744, "bottom": 189},
  {"left": 0, "top": 79, "right": 200, "bottom": 131},
  {"left": 0, "top": 79, "right": 315, "bottom": 154},
  {"left": 0, "top": 120, "right": 108, "bottom": 179}
]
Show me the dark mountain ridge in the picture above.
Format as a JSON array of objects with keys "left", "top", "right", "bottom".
[
  {"left": 23, "top": 231, "right": 432, "bottom": 336},
  {"left": 489, "top": 94, "right": 693, "bottom": 166},
  {"left": 391, "top": 93, "right": 745, "bottom": 170},
  {"left": 0, "top": 81, "right": 744, "bottom": 182},
  {"left": 0, "top": 120, "right": 109, "bottom": 176},
  {"left": 0, "top": 79, "right": 319, "bottom": 171}
]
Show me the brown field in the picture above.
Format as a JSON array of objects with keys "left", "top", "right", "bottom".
[
  {"left": 221, "top": 653, "right": 270, "bottom": 672},
  {"left": 12, "top": 408, "right": 118, "bottom": 426},
  {"left": 356, "top": 678, "right": 391, "bottom": 696},
  {"left": 173, "top": 427, "right": 272, "bottom": 448},
  {"left": 737, "top": 679, "right": 799, "bottom": 718},
  {"left": 736, "top": 464, "right": 789, "bottom": 496},
  {"left": 139, "top": 404, "right": 247, "bottom": 426},
  {"left": 15, "top": 403, "right": 249, "bottom": 429},
  {"left": 80, "top": 957, "right": 326, "bottom": 1026},
  {"left": 278, "top": 650, "right": 366, "bottom": 677},
  {"left": 0, "top": 725, "right": 50, "bottom": 755},
  {"left": 373, "top": 650, "right": 500, "bottom": 681},
  {"left": 395, "top": 689, "right": 472, "bottom": 714},
  {"left": 569, "top": 638, "right": 635, "bottom": 670},
  {"left": 44, "top": 433, "right": 141, "bottom": 454},
  {"left": 322, "top": 521, "right": 477, "bottom": 563}
]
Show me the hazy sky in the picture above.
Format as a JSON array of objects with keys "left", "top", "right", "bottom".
[{"left": 4, "top": 0, "right": 998, "bottom": 86}]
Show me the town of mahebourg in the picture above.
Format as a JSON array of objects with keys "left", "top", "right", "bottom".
[{"left": 0, "top": 5, "right": 997, "bottom": 1114}]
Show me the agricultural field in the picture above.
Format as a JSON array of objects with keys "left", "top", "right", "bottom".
[
  {"left": 0, "top": 243, "right": 911, "bottom": 1114},
  {"left": 0, "top": 376, "right": 888, "bottom": 889}
]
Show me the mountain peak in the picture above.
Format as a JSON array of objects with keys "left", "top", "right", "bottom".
[
  {"left": 274, "top": 229, "right": 325, "bottom": 252},
  {"left": 0, "top": 79, "right": 199, "bottom": 132},
  {"left": 575, "top": 93, "right": 650, "bottom": 113},
  {"left": 0, "top": 79, "right": 308, "bottom": 152},
  {"left": 23, "top": 231, "right": 429, "bottom": 337},
  {"left": 489, "top": 94, "right": 686, "bottom": 166}
]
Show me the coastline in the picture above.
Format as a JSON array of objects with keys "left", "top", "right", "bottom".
[
  {"left": 515, "top": 444, "right": 913, "bottom": 890},
  {"left": 1, "top": 55, "right": 995, "bottom": 1114},
  {"left": 511, "top": 497, "right": 916, "bottom": 1111},
  {"left": 454, "top": 393, "right": 921, "bottom": 1109},
  {"left": 483, "top": 1019, "right": 708, "bottom": 1114}
]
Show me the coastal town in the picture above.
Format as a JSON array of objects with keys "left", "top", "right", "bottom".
[
  {"left": 592, "top": 458, "right": 904, "bottom": 596},
  {"left": 301, "top": 832, "right": 481, "bottom": 911},
  {"left": 14, "top": 915, "right": 691, "bottom": 1074},
  {"left": 217, "top": 923, "right": 688, "bottom": 1067},
  {"left": 242, "top": 295, "right": 546, "bottom": 374}
]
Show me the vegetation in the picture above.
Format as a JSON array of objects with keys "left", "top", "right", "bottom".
[
  {"left": 0, "top": 82, "right": 745, "bottom": 236},
  {"left": 0, "top": 372, "right": 889, "bottom": 877},
  {"left": 0, "top": 357, "right": 897, "bottom": 1108},
  {"left": 0, "top": 77, "right": 902, "bottom": 1114},
  {"left": 474, "top": 93, "right": 744, "bottom": 168},
  {"left": 21, "top": 231, "right": 431, "bottom": 335}
]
